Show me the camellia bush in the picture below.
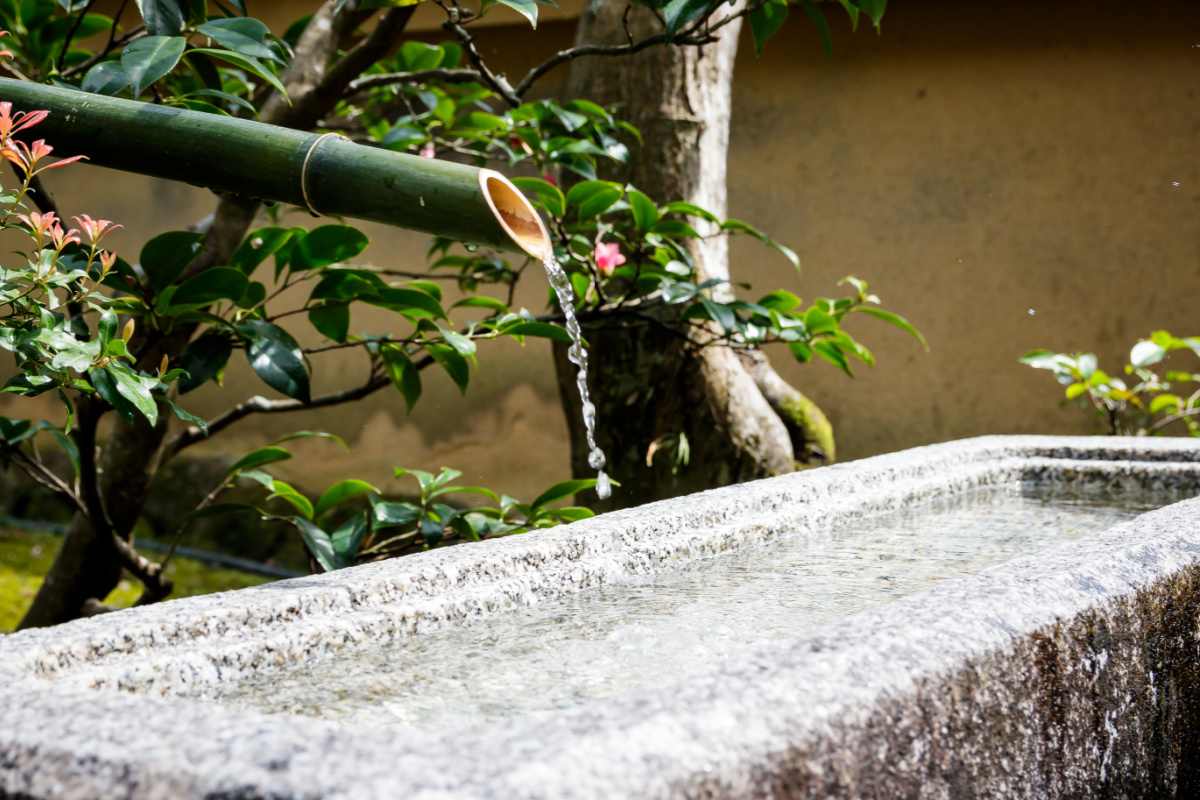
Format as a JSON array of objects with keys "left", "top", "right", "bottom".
[
  {"left": 0, "top": 0, "right": 921, "bottom": 628},
  {"left": 1021, "top": 331, "right": 1200, "bottom": 437}
]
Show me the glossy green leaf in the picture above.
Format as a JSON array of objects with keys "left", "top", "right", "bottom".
[
  {"left": 315, "top": 479, "right": 380, "bottom": 519},
  {"left": 170, "top": 267, "right": 248, "bottom": 306},
  {"left": 503, "top": 321, "right": 572, "bottom": 343},
  {"left": 511, "top": 177, "right": 566, "bottom": 217},
  {"left": 140, "top": 231, "right": 204, "bottom": 291},
  {"left": 269, "top": 480, "right": 314, "bottom": 519},
  {"left": 121, "top": 35, "right": 186, "bottom": 97},
  {"left": 81, "top": 61, "right": 129, "bottom": 95},
  {"left": 290, "top": 225, "right": 369, "bottom": 271},
  {"left": 330, "top": 511, "right": 370, "bottom": 561},
  {"left": 237, "top": 320, "right": 310, "bottom": 402},
  {"left": 399, "top": 40, "right": 444, "bottom": 70},
  {"left": 190, "top": 47, "right": 287, "bottom": 97},
  {"left": 382, "top": 346, "right": 422, "bottom": 412},
  {"left": 627, "top": 190, "right": 659, "bottom": 231},
  {"left": 662, "top": 0, "right": 715, "bottom": 33},
  {"left": 134, "top": 0, "right": 186, "bottom": 34},
  {"left": 492, "top": 0, "right": 538, "bottom": 28},
  {"left": 750, "top": 0, "right": 789, "bottom": 55},
  {"left": 228, "top": 445, "right": 292, "bottom": 474},
  {"left": 105, "top": 362, "right": 159, "bottom": 426},
  {"left": 309, "top": 303, "right": 350, "bottom": 342},
  {"left": 178, "top": 333, "right": 232, "bottom": 393},
  {"left": 856, "top": 307, "right": 927, "bottom": 349},
  {"left": 531, "top": 478, "right": 600, "bottom": 510},
  {"left": 196, "top": 17, "right": 279, "bottom": 62},
  {"left": 288, "top": 516, "right": 339, "bottom": 570},
  {"left": 428, "top": 343, "right": 470, "bottom": 393},
  {"left": 232, "top": 227, "right": 299, "bottom": 274},
  {"left": 566, "top": 180, "right": 622, "bottom": 220}
]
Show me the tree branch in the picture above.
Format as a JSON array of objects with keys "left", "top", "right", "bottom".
[
  {"left": 437, "top": 3, "right": 520, "bottom": 106},
  {"left": 347, "top": 67, "right": 483, "bottom": 94},
  {"left": 57, "top": 0, "right": 99, "bottom": 72}
]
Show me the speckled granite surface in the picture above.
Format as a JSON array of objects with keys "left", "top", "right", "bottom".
[{"left": 1, "top": 435, "right": 1199, "bottom": 798}]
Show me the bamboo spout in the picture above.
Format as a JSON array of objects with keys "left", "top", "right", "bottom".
[{"left": 0, "top": 78, "right": 551, "bottom": 257}]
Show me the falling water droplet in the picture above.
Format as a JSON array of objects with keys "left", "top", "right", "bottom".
[
  {"left": 541, "top": 254, "right": 610, "bottom": 500},
  {"left": 1028, "top": 308, "right": 1036, "bottom": 316},
  {"left": 1170, "top": 180, "right": 1181, "bottom": 188}
]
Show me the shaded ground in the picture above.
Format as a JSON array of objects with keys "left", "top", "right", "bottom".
[{"left": 0, "top": 528, "right": 271, "bottom": 632}]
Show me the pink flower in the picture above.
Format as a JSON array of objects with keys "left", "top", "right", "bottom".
[
  {"left": 419, "top": 142, "right": 436, "bottom": 159},
  {"left": 0, "top": 102, "right": 48, "bottom": 139},
  {"left": 2, "top": 137, "right": 85, "bottom": 177},
  {"left": 593, "top": 241, "right": 626, "bottom": 275},
  {"left": 98, "top": 250, "right": 117, "bottom": 275},
  {"left": 72, "top": 214, "right": 121, "bottom": 245}
]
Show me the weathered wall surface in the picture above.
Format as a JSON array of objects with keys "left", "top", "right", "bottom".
[{"left": 4, "top": 1, "right": 1198, "bottom": 500}]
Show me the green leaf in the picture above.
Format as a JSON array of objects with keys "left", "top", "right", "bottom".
[
  {"left": 660, "top": 201, "right": 720, "bottom": 223},
  {"left": 428, "top": 343, "right": 470, "bottom": 393},
  {"left": 272, "top": 430, "right": 349, "bottom": 449},
  {"left": 232, "top": 227, "right": 299, "bottom": 274},
  {"left": 1130, "top": 339, "right": 1167, "bottom": 369},
  {"left": 164, "top": 397, "right": 208, "bottom": 432},
  {"left": 367, "top": 287, "right": 447, "bottom": 321},
  {"left": 269, "top": 480, "right": 314, "bottom": 519},
  {"left": 370, "top": 497, "right": 420, "bottom": 530},
  {"left": 121, "top": 35, "right": 186, "bottom": 97},
  {"left": 1149, "top": 394, "right": 1182, "bottom": 414},
  {"left": 228, "top": 445, "right": 292, "bottom": 474},
  {"left": 814, "top": 340, "right": 852, "bottom": 375},
  {"left": 315, "top": 479, "right": 380, "bottom": 519},
  {"left": 799, "top": 0, "right": 834, "bottom": 56},
  {"left": 330, "top": 512, "right": 370, "bottom": 562},
  {"left": 627, "top": 190, "right": 659, "bottom": 231},
  {"left": 287, "top": 516, "right": 340, "bottom": 570},
  {"left": 290, "top": 225, "right": 369, "bottom": 270},
  {"left": 170, "top": 267, "right": 248, "bottom": 307},
  {"left": 105, "top": 362, "right": 159, "bottom": 426},
  {"left": 437, "top": 326, "right": 477, "bottom": 360},
  {"left": 140, "top": 231, "right": 204, "bottom": 291},
  {"left": 700, "top": 298, "right": 737, "bottom": 333},
  {"left": 855, "top": 307, "right": 928, "bottom": 349},
  {"left": 662, "top": 0, "right": 715, "bottom": 34},
  {"left": 134, "top": 0, "right": 186, "bottom": 34},
  {"left": 511, "top": 177, "right": 566, "bottom": 217},
  {"left": 721, "top": 218, "right": 800, "bottom": 268},
  {"left": 382, "top": 346, "right": 422, "bottom": 412},
  {"left": 492, "top": 0, "right": 538, "bottom": 28},
  {"left": 566, "top": 180, "right": 623, "bottom": 220},
  {"left": 758, "top": 289, "right": 803, "bottom": 313},
  {"left": 237, "top": 320, "right": 310, "bottom": 402},
  {"left": 400, "top": 40, "right": 444, "bottom": 70},
  {"left": 1065, "top": 382, "right": 1089, "bottom": 400},
  {"left": 502, "top": 321, "right": 572, "bottom": 343},
  {"left": 81, "top": 61, "right": 129, "bottom": 95},
  {"left": 190, "top": 47, "right": 287, "bottom": 98},
  {"left": 531, "top": 478, "right": 600, "bottom": 509},
  {"left": 451, "top": 295, "right": 509, "bottom": 314},
  {"left": 308, "top": 303, "right": 350, "bottom": 342},
  {"left": 858, "top": 0, "right": 887, "bottom": 30},
  {"left": 805, "top": 306, "right": 838, "bottom": 335},
  {"left": 196, "top": 17, "right": 280, "bottom": 62},
  {"left": 750, "top": 0, "right": 789, "bottom": 55},
  {"left": 178, "top": 332, "right": 232, "bottom": 393}
]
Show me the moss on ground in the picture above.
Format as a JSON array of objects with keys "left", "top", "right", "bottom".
[{"left": 0, "top": 528, "right": 270, "bottom": 632}]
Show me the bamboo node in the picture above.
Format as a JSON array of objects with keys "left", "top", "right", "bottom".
[{"left": 300, "top": 132, "right": 345, "bottom": 217}]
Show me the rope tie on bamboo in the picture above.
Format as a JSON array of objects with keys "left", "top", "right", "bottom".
[{"left": 300, "top": 132, "right": 345, "bottom": 217}]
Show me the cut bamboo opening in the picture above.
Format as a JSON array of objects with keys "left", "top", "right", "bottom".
[{"left": 479, "top": 170, "right": 552, "bottom": 260}]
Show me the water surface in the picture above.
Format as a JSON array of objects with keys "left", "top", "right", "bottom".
[{"left": 209, "top": 483, "right": 1186, "bottom": 731}]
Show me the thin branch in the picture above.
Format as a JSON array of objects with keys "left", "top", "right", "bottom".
[
  {"left": 2, "top": 446, "right": 86, "bottom": 516},
  {"left": 437, "top": 2, "right": 520, "bottom": 106},
  {"left": 347, "top": 67, "right": 482, "bottom": 94},
  {"left": 57, "top": 0, "right": 99, "bottom": 72},
  {"left": 60, "top": 27, "right": 145, "bottom": 79}
]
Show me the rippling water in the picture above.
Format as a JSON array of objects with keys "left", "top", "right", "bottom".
[{"left": 207, "top": 483, "right": 1184, "bottom": 731}]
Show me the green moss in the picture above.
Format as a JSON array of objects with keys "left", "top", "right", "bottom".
[
  {"left": 0, "top": 528, "right": 270, "bottom": 632},
  {"left": 779, "top": 391, "right": 836, "bottom": 465}
]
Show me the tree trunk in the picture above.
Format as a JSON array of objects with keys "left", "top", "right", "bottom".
[{"left": 555, "top": 1, "right": 834, "bottom": 511}]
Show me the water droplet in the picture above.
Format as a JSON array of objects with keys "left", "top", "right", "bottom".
[
  {"left": 1171, "top": 180, "right": 1181, "bottom": 188},
  {"left": 1027, "top": 308, "right": 1036, "bottom": 316},
  {"left": 587, "top": 448, "right": 606, "bottom": 470},
  {"left": 595, "top": 470, "right": 612, "bottom": 499}
]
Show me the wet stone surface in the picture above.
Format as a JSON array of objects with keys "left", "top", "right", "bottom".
[{"left": 0, "top": 436, "right": 1199, "bottom": 799}]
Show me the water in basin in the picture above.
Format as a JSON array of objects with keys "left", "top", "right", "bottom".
[{"left": 207, "top": 482, "right": 1188, "bottom": 732}]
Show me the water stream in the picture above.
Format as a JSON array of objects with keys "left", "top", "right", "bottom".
[{"left": 542, "top": 254, "right": 611, "bottom": 499}]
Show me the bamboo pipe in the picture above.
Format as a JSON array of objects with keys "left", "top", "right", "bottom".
[{"left": 0, "top": 78, "right": 551, "bottom": 259}]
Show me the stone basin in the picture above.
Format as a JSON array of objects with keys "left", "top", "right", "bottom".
[{"left": 1, "top": 435, "right": 1199, "bottom": 798}]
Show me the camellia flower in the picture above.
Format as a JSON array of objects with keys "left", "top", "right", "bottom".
[
  {"left": 593, "top": 241, "right": 626, "bottom": 275},
  {"left": 72, "top": 214, "right": 121, "bottom": 245},
  {"left": 419, "top": 142, "right": 436, "bottom": 159}
]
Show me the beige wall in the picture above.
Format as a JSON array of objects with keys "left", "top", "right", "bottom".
[{"left": 6, "top": 1, "right": 1199, "bottom": 500}]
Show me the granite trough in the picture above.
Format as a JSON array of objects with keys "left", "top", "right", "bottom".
[{"left": 1, "top": 435, "right": 1199, "bottom": 799}]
